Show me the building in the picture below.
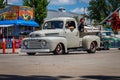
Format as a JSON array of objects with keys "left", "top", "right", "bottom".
[
  {"left": 0, "top": 6, "right": 39, "bottom": 39},
  {"left": 45, "top": 8, "right": 92, "bottom": 25},
  {"left": 46, "top": 8, "right": 81, "bottom": 20},
  {"left": 46, "top": 7, "right": 82, "bottom": 21}
]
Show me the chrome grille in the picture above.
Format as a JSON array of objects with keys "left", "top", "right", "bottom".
[{"left": 28, "top": 39, "right": 42, "bottom": 49}]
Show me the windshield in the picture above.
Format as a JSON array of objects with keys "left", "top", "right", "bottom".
[{"left": 43, "top": 21, "right": 63, "bottom": 29}]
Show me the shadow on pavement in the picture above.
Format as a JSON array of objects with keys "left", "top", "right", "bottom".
[
  {"left": 0, "top": 75, "right": 73, "bottom": 80},
  {"left": 20, "top": 52, "right": 88, "bottom": 56},
  {"left": 0, "top": 74, "right": 120, "bottom": 80},
  {"left": 81, "top": 75, "right": 120, "bottom": 80}
]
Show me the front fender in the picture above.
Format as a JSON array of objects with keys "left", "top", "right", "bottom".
[
  {"left": 42, "top": 37, "right": 67, "bottom": 52},
  {"left": 82, "top": 35, "right": 100, "bottom": 49}
]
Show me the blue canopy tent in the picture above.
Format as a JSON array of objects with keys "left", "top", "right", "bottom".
[
  {"left": 0, "top": 20, "right": 39, "bottom": 38},
  {"left": 0, "top": 20, "right": 39, "bottom": 27}
]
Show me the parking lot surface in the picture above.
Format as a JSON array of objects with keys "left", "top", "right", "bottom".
[{"left": 0, "top": 49, "right": 120, "bottom": 80}]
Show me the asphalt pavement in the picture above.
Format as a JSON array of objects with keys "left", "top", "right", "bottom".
[{"left": 0, "top": 48, "right": 120, "bottom": 80}]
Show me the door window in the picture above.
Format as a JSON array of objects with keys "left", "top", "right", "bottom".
[{"left": 65, "top": 21, "right": 75, "bottom": 29}]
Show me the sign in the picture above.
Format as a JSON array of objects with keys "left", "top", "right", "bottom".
[
  {"left": 19, "top": 6, "right": 34, "bottom": 20},
  {"left": 0, "top": 6, "right": 34, "bottom": 21},
  {"left": 0, "top": 6, "right": 19, "bottom": 20}
]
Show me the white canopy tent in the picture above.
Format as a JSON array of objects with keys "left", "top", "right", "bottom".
[
  {"left": 0, "top": 24, "right": 14, "bottom": 39},
  {"left": 0, "top": 24, "right": 14, "bottom": 27}
]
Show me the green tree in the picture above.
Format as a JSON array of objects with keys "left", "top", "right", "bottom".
[
  {"left": 88, "top": 0, "right": 120, "bottom": 23},
  {"left": 23, "top": 0, "right": 49, "bottom": 27},
  {"left": 0, "top": 0, "right": 5, "bottom": 9},
  {"left": 88, "top": 0, "right": 111, "bottom": 23}
]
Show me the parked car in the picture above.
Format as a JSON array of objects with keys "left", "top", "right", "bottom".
[{"left": 98, "top": 31, "right": 120, "bottom": 50}]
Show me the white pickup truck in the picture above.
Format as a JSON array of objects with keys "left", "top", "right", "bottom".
[{"left": 21, "top": 17, "right": 100, "bottom": 55}]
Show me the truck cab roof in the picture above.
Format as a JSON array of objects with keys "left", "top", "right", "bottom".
[{"left": 46, "top": 17, "right": 76, "bottom": 22}]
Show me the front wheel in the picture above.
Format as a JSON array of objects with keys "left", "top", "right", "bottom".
[
  {"left": 53, "top": 43, "right": 65, "bottom": 55},
  {"left": 27, "top": 53, "right": 36, "bottom": 55},
  {"left": 87, "top": 42, "right": 96, "bottom": 53}
]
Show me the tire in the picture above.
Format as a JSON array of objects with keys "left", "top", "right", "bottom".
[
  {"left": 87, "top": 42, "right": 96, "bottom": 53},
  {"left": 53, "top": 43, "right": 65, "bottom": 55},
  {"left": 27, "top": 53, "right": 36, "bottom": 55},
  {"left": 103, "top": 44, "right": 109, "bottom": 50},
  {"left": 103, "top": 42, "right": 110, "bottom": 50}
]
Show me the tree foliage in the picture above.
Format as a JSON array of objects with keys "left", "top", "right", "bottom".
[
  {"left": 108, "top": 0, "right": 120, "bottom": 12},
  {"left": 0, "top": 0, "right": 5, "bottom": 9},
  {"left": 23, "top": 0, "right": 49, "bottom": 26},
  {"left": 88, "top": 0, "right": 120, "bottom": 23}
]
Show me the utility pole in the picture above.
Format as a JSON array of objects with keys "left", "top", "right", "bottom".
[
  {"left": 5, "top": 0, "right": 8, "bottom": 7},
  {"left": 6, "top": 0, "right": 7, "bottom": 5},
  {"left": 32, "top": 0, "right": 35, "bottom": 20},
  {"left": 84, "top": 7, "right": 86, "bottom": 17},
  {"left": 118, "top": 10, "right": 120, "bottom": 18}
]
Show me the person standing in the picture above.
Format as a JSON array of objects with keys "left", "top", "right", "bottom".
[{"left": 78, "top": 17, "right": 85, "bottom": 32}]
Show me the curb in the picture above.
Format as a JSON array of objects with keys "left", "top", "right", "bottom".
[{"left": 0, "top": 52, "right": 19, "bottom": 54}]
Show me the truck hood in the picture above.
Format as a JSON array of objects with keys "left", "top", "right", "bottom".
[{"left": 29, "top": 29, "right": 63, "bottom": 37}]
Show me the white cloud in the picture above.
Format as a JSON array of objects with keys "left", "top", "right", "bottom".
[
  {"left": 48, "top": 0, "right": 76, "bottom": 5},
  {"left": 79, "top": 0, "right": 90, "bottom": 3},
  {"left": 71, "top": 7, "right": 88, "bottom": 14}
]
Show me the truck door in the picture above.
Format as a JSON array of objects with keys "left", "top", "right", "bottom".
[{"left": 65, "top": 21, "right": 80, "bottom": 48}]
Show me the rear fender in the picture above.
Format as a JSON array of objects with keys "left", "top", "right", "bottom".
[{"left": 82, "top": 35, "right": 100, "bottom": 49}]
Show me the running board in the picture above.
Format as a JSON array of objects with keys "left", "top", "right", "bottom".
[{"left": 68, "top": 48, "right": 87, "bottom": 52}]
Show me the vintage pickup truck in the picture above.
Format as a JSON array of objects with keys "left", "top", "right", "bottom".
[{"left": 21, "top": 17, "right": 100, "bottom": 55}]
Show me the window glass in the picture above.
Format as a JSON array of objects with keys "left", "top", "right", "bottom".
[{"left": 43, "top": 21, "right": 63, "bottom": 29}]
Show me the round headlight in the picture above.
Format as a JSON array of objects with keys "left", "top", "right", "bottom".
[
  {"left": 41, "top": 40, "right": 47, "bottom": 46},
  {"left": 24, "top": 41, "right": 28, "bottom": 46}
]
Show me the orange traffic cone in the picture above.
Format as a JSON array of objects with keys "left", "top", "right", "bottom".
[
  {"left": 2, "top": 35, "right": 6, "bottom": 54},
  {"left": 12, "top": 36, "right": 15, "bottom": 54}
]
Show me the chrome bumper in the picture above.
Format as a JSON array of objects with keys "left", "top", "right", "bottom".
[{"left": 21, "top": 49, "right": 50, "bottom": 53}]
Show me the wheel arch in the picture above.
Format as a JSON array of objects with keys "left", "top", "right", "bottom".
[{"left": 46, "top": 37, "right": 67, "bottom": 53}]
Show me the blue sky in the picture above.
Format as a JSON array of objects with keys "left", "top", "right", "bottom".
[
  {"left": 48, "top": 0, "right": 90, "bottom": 14},
  {"left": 6, "top": 0, "right": 90, "bottom": 14}
]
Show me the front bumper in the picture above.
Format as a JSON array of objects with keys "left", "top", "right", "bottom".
[{"left": 20, "top": 49, "right": 50, "bottom": 53}]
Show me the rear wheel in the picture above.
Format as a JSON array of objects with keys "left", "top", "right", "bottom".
[
  {"left": 53, "top": 43, "right": 65, "bottom": 55},
  {"left": 27, "top": 53, "right": 36, "bottom": 55},
  {"left": 87, "top": 42, "right": 96, "bottom": 53}
]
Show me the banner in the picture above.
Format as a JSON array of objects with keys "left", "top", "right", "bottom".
[{"left": 0, "top": 6, "right": 34, "bottom": 21}]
